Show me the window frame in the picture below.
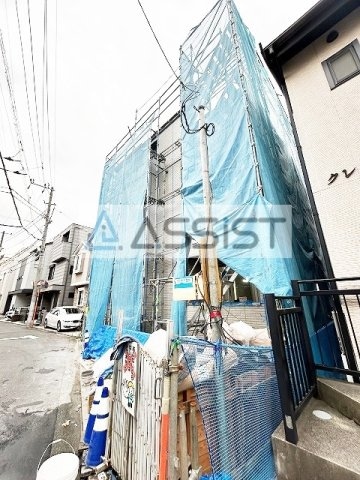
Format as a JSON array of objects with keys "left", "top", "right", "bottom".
[
  {"left": 322, "top": 39, "right": 360, "bottom": 89},
  {"left": 48, "top": 264, "right": 55, "bottom": 280}
]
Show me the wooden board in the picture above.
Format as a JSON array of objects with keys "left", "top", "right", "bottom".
[{"left": 178, "top": 388, "right": 212, "bottom": 474}]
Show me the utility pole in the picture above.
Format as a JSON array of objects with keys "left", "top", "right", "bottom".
[
  {"left": 198, "top": 106, "right": 222, "bottom": 342},
  {"left": 27, "top": 184, "right": 54, "bottom": 327},
  {"left": 0, "top": 231, "right": 4, "bottom": 251}
]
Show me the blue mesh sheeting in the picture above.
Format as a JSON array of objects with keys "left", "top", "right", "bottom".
[
  {"left": 179, "top": 0, "right": 324, "bottom": 297},
  {"left": 180, "top": 338, "right": 282, "bottom": 479},
  {"left": 86, "top": 124, "right": 151, "bottom": 336}
]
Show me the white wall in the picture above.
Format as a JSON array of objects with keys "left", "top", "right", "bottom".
[{"left": 283, "top": 8, "right": 360, "bottom": 278}]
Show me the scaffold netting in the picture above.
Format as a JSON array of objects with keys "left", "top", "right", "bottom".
[
  {"left": 179, "top": 0, "right": 324, "bottom": 297},
  {"left": 180, "top": 338, "right": 282, "bottom": 479},
  {"left": 86, "top": 122, "right": 152, "bottom": 336}
]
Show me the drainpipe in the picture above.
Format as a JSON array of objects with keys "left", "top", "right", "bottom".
[
  {"left": 278, "top": 77, "right": 334, "bottom": 279},
  {"left": 275, "top": 69, "right": 358, "bottom": 374}
]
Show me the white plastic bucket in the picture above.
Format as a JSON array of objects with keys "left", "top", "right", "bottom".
[{"left": 36, "top": 439, "right": 79, "bottom": 480}]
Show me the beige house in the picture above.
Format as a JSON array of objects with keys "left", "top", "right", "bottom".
[{"left": 262, "top": 0, "right": 360, "bottom": 279}]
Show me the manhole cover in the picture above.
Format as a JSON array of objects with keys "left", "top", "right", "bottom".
[{"left": 312, "top": 409, "right": 332, "bottom": 420}]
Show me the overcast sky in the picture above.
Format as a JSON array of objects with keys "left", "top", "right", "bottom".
[{"left": 0, "top": 0, "right": 317, "bottom": 256}]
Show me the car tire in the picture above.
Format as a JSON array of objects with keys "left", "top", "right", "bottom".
[
  {"left": 57, "top": 321, "right": 61, "bottom": 332},
  {"left": 44, "top": 319, "right": 47, "bottom": 329}
]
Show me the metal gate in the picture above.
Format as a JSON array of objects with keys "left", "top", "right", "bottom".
[{"left": 111, "top": 346, "right": 164, "bottom": 480}]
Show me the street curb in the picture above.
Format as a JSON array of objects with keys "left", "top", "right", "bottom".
[{"left": 0, "top": 318, "right": 81, "bottom": 338}]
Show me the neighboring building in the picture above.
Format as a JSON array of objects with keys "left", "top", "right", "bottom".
[
  {"left": 70, "top": 242, "right": 91, "bottom": 309},
  {"left": 0, "top": 223, "right": 92, "bottom": 315},
  {"left": 37, "top": 223, "right": 92, "bottom": 312},
  {"left": 262, "top": 0, "right": 360, "bottom": 279},
  {"left": 0, "top": 243, "right": 39, "bottom": 313}
]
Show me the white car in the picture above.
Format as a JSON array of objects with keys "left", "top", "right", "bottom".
[
  {"left": 44, "top": 306, "right": 83, "bottom": 332},
  {"left": 5, "top": 307, "right": 19, "bottom": 319}
]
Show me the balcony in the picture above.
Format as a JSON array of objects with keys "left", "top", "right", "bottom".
[{"left": 50, "top": 240, "right": 71, "bottom": 263}]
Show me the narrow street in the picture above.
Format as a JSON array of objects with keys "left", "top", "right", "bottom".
[{"left": 0, "top": 320, "right": 81, "bottom": 480}]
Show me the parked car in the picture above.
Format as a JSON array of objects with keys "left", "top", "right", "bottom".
[
  {"left": 5, "top": 307, "right": 19, "bottom": 319},
  {"left": 44, "top": 306, "right": 83, "bottom": 332},
  {"left": 5, "top": 306, "right": 29, "bottom": 321}
]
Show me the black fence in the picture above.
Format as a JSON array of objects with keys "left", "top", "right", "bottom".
[{"left": 265, "top": 277, "right": 360, "bottom": 444}]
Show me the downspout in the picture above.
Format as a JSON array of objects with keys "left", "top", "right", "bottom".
[
  {"left": 278, "top": 75, "right": 334, "bottom": 279},
  {"left": 265, "top": 55, "right": 358, "bottom": 374}
]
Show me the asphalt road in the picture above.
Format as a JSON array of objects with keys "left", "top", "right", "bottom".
[{"left": 0, "top": 320, "right": 81, "bottom": 480}]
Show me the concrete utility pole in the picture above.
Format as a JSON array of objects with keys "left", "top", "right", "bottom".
[
  {"left": 198, "top": 106, "right": 222, "bottom": 342},
  {"left": 27, "top": 185, "right": 54, "bottom": 327}
]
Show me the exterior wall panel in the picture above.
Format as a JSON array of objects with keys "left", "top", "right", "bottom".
[{"left": 283, "top": 9, "right": 360, "bottom": 278}]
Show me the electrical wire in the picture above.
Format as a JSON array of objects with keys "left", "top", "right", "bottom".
[
  {"left": 15, "top": 0, "right": 42, "bottom": 182},
  {"left": 137, "top": 0, "right": 179, "bottom": 80},
  {"left": 42, "top": 0, "right": 53, "bottom": 183},
  {"left": 0, "top": 29, "right": 30, "bottom": 176},
  {"left": 26, "top": 0, "right": 43, "bottom": 177},
  {"left": 0, "top": 150, "right": 40, "bottom": 241},
  {"left": 180, "top": 92, "right": 215, "bottom": 137},
  {"left": 0, "top": 166, "right": 26, "bottom": 175},
  {"left": 0, "top": 223, "right": 21, "bottom": 228}
]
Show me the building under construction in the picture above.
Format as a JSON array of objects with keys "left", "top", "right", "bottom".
[{"left": 83, "top": 1, "right": 325, "bottom": 478}]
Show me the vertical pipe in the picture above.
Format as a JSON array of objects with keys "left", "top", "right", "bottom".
[
  {"left": 168, "top": 342, "right": 179, "bottom": 480},
  {"left": 159, "top": 371, "right": 170, "bottom": 480}
]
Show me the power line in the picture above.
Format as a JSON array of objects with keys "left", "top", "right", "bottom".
[
  {"left": 42, "top": 0, "right": 53, "bottom": 183},
  {"left": 0, "top": 29, "right": 30, "bottom": 176},
  {"left": 137, "top": 0, "right": 179, "bottom": 80},
  {"left": 26, "top": 0, "right": 43, "bottom": 177},
  {"left": 12, "top": 189, "right": 43, "bottom": 216},
  {"left": 0, "top": 166, "right": 26, "bottom": 175},
  {"left": 0, "top": 223, "right": 21, "bottom": 228},
  {"left": 15, "top": 0, "right": 43, "bottom": 183},
  {"left": 0, "top": 149, "right": 40, "bottom": 241},
  {"left": 1, "top": 187, "right": 44, "bottom": 217}
]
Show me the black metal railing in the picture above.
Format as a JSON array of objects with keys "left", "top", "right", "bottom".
[
  {"left": 265, "top": 293, "right": 316, "bottom": 444},
  {"left": 265, "top": 277, "right": 360, "bottom": 444},
  {"left": 296, "top": 277, "right": 360, "bottom": 379}
]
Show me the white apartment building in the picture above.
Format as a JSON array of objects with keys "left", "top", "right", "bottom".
[{"left": 262, "top": 0, "right": 360, "bottom": 279}]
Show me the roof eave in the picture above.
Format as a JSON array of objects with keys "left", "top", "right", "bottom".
[{"left": 261, "top": 0, "right": 360, "bottom": 85}]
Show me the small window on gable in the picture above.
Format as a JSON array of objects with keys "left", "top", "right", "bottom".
[
  {"left": 322, "top": 40, "right": 360, "bottom": 89},
  {"left": 62, "top": 231, "right": 70, "bottom": 242}
]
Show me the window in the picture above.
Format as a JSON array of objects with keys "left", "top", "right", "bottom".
[
  {"left": 77, "top": 289, "right": 84, "bottom": 306},
  {"left": 322, "top": 40, "right": 360, "bottom": 89},
  {"left": 48, "top": 264, "right": 55, "bottom": 280},
  {"left": 69, "top": 265, "right": 74, "bottom": 275},
  {"left": 68, "top": 292, "right": 75, "bottom": 299},
  {"left": 62, "top": 231, "right": 70, "bottom": 242},
  {"left": 74, "top": 253, "right": 84, "bottom": 273}
]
